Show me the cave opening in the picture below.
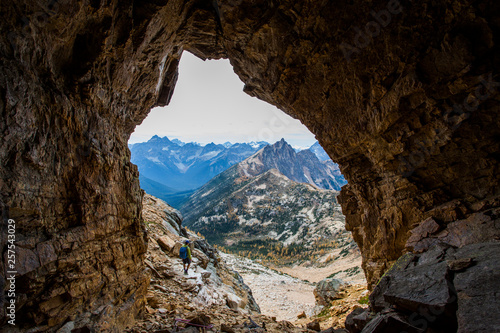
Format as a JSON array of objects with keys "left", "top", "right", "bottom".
[
  {"left": 129, "top": 51, "right": 364, "bottom": 324},
  {"left": 130, "top": 51, "right": 317, "bottom": 151},
  {"left": 2, "top": 1, "right": 499, "bottom": 331}
]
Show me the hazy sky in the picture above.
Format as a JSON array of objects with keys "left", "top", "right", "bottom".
[{"left": 129, "top": 52, "right": 317, "bottom": 148}]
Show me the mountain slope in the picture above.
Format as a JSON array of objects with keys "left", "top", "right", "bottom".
[
  {"left": 179, "top": 139, "right": 358, "bottom": 268},
  {"left": 139, "top": 174, "right": 179, "bottom": 196},
  {"left": 184, "top": 168, "right": 345, "bottom": 244},
  {"left": 309, "top": 141, "right": 331, "bottom": 161},
  {"left": 180, "top": 139, "right": 346, "bottom": 225},
  {"left": 181, "top": 165, "right": 360, "bottom": 271},
  {"left": 180, "top": 163, "right": 242, "bottom": 224}
]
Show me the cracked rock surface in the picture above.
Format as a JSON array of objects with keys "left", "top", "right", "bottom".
[{"left": 347, "top": 241, "right": 500, "bottom": 333}]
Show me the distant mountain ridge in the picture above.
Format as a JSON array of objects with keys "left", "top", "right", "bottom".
[
  {"left": 130, "top": 136, "right": 346, "bottom": 208},
  {"left": 184, "top": 167, "right": 347, "bottom": 244},
  {"left": 129, "top": 136, "right": 269, "bottom": 192},
  {"left": 309, "top": 141, "right": 331, "bottom": 161}
]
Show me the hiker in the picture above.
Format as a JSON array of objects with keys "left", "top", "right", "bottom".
[{"left": 179, "top": 240, "right": 192, "bottom": 274}]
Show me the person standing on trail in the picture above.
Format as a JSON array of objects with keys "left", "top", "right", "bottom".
[{"left": 179, "top": 240, "right": 192, "bottom": 274}]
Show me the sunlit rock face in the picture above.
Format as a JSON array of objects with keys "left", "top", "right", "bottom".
[{"left": 0, "top": 0, "right": 498, "bottom": 331}]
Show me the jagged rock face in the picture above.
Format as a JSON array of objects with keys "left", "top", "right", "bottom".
[
  {"left": 1, "top": 0, "right": 499, "bottom": 331},
  {"left": 238, "top": 139, "right": 346, "bottom": 190}
]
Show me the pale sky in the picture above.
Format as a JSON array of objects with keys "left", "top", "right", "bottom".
[{"left": 129, "top": 52, "right": 317, "bottom": 149}]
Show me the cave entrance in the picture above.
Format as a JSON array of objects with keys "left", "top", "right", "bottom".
[{"left": 130, "top": 51, "right": 365, "bottom": 325}]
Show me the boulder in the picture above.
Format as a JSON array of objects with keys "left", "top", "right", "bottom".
[
  {"left": 313, "top": 278, "right": 345, "bottom": 306},
  {"left": 369, "top": 246, "right": 457, "bottom": 331},
  {"left": 225, "top": 293, "right": 243, "bottom": 311},
  {"left": 201, "top": 271, "right": 212, "bottom": 283},
  {"left": 405, "top": 217, "right": 441, "bottom": 253},
  {"left": 157, "top": 235, "right": 176, "bottom": 253},
  {"left": 452, "top": 242, "right": 500, "bottom": 332},
  {"left": 382, "top": 261, "right": 455, "bottom": 316},
  {"left": 307, "top": 320, "right": 321, "bottom": 331},
  {"left": 345, "top": 307, "right": 370, "bottom": 333},
  {"left": 192, "top": 248, "right": 210, "bottom": 269},
  {"left": 194, "top": 238, "right": 218, "bottom": 260},
  {"left": 361, "top": 242, "right": 500, "bottom": 332}
]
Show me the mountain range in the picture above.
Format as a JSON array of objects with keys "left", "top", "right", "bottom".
[
  {"left": 309, "top": 141, "right": 331, "bottom": 161},
  {"left": 129, "top": 136, "right": 268, "bottom": 205},
  {"left": 180, "top": 140, "right": 346, "bottom": 236},
  {"left": 238, "top": 139, "right": 345, "bottom": 191},
  {"left": 130, "top": 136, "right": 346, "bottom": 208}
]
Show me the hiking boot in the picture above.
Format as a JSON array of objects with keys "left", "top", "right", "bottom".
[{"left": 184, "top": 269, "right": 188, "bottom": 275}]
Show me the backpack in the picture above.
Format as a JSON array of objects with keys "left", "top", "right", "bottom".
[{"left": 179, "top": 245, "right": 188, "bottom": 259}]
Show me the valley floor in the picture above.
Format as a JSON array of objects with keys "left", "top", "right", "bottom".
[
  {"left": 221, "top": 253, "right": 317, "bottom": 322},
  {"left": 274, "top": 249, "right": 365, "bottom": 284},
  {"left": 221, "top": 250, "right": 367, "bottom": 329}
]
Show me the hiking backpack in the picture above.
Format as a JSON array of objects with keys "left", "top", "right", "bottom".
[{"left": 179, "top": 245, "right": 188, "bottom": 259}]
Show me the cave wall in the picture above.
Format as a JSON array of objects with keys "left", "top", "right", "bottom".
[
  {"left": 0, "top": 0, "right": 220, "bottom": 330},
  {"left": 0, "top": 0, "right": 499, "bottom": 331}
]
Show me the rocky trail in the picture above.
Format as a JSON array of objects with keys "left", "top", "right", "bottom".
[{"left": 127, "top": 195, "right": 311, "bottom": 332}]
